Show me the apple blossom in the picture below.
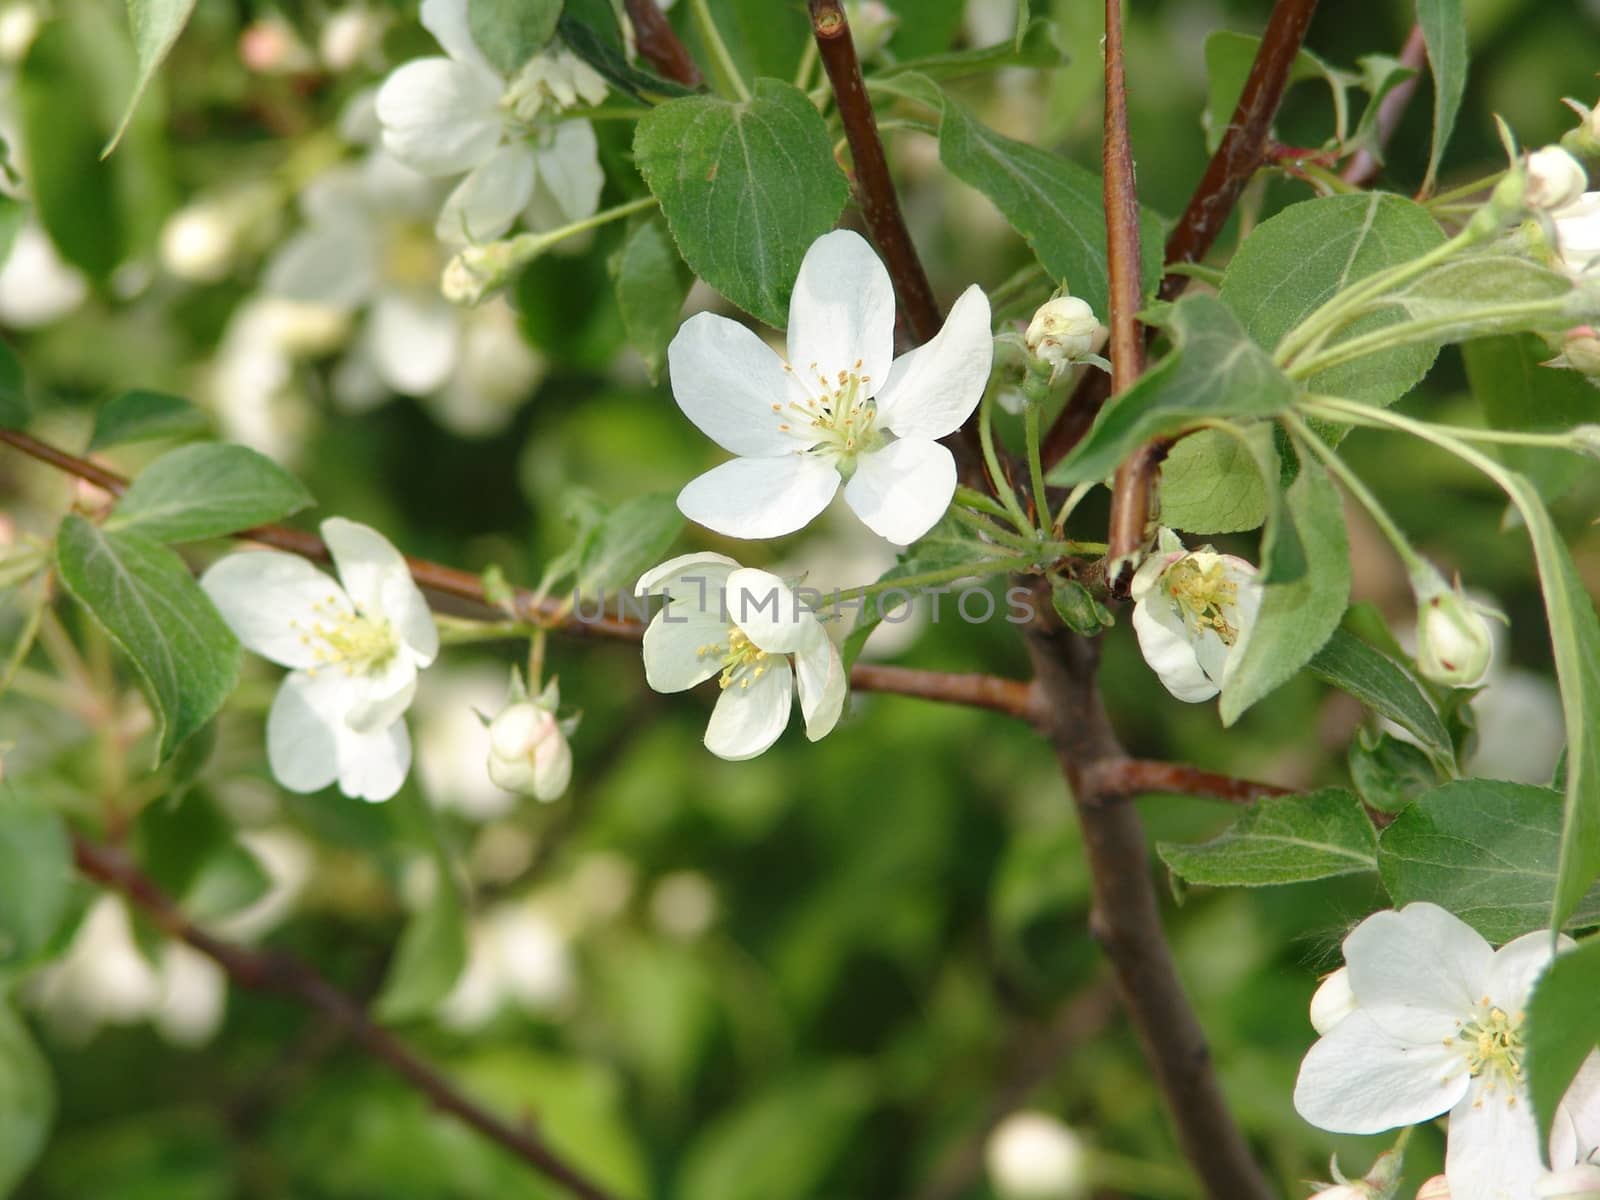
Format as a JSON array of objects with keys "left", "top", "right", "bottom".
[
  {"left": 1526, "top": 146, "right": 1589, "bottom": 211},
  {"left": 1025, "top": 295, "right": 1100, "bottom": 374},
  {"left": 669, "top": 230, "right": 993, "bottom": 544},
  {"left": 1539, "top": 1166, "right": 1600, "bottom": 1198},
  {"left": 437, "top": 901, "right": 575, "bottom": 1031},
  {"left": 984, "top": 1111, "right": 1090, "bottom": 1200},
  {"left": 202, "top": 518, "right": 438, "bottom": 802},
  {"left": 373, "top": 0, "right": 604, "bottom": 246},
  {"left": 635, "top": 552, "right": 847, "bottom": 760},
  {"left": 1130, "top": 529, "right": 1262, "bottom": 703},
  {"left": 1294, "top": 902, "right": 1600, "bottom": 1200},
  {"left": 1411, "top": 569, "right": 1496, "bottom": 688},
  {"left": 486, "top": 678, "right": 573, "bottom": 802},
  {"left": 1551, "top": 192, "right": 1600, "bottom": 278},
  {"left": 0, "top": 220, "right": 88, "bottom": 329}
]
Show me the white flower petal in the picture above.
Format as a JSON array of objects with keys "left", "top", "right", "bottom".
[
  {"left": 1344, "top": 903, "right": 1492, "bottom": 1044},
  {"left": 793, "top": 629, "right": 846, "bottom": 740},
  {"left": 266, "top": 672, "right": 342, "bottom": 793},
  {"left": 874, "top": 284, "right": 993, "bottom": 439},
  {"left": 1309, "top": 967, "right": 1358, "bottom": 1035},
  {"left": 525, "top": 120, "right": 604, "bottom": 230},
  {"left": 704, "top": 658, "right": 793, "bottom": 760},
  {"left": 202, "top": 551, "right": 347, "bottom": 669},
  {"left": 668, "top": 312, "right": 813, "bottom": 457},
  {"left": 321, "top": 517, "right": 438, "bottom": 664},
  {"left": 435, "top": 145, "right": 537, "bottom": 245},
  {"left": 1487, "top": 929, "right": 1572, "bottom": 1011},
  {"left": 642, "top": 608, "right": 729, "bottom": 692},
  {"left": 1550, "top": 1050, "right": 1600, "bottom": 1167},
  {"left": 336, "top": 718, "right": 412, "bottom": 802},
  {"left": 1131, "top": 594, "right": 1215, "bottom": 701},
  {"left": 366, "top": 292, "right": 460, "bottom": 396},
  {"left": 635, "top": 551, "right": 740, "bottom": 599},
  {"left": 343, "top": 650, "right": 419, "bottom": 734},
  {"left": 419, "top": 0, "right": 493, "bottom": 71},
  {"left": 841, "top": 437, "right": 955, "bottom": 545},
  {"left": 677, "top": 454, "right": 840, "bottom": 540},
  {"left": 264, "top": 224, "right": 378, "bottom": 309},
  {"left": 1293, "top": 1008, "right": 1466, "bottom": 1133},
  {"left": 1446, "top": 1078, "right": 1546, "bottom": 1200},
  {"left": 785, "top": 229, "right": 896, "bottom": 389},
  {"left": 726, "top": 567, "right": 813, "bottom": 653},
  {"left": 376, "top": 58, "right": 504, "bottom": 176}
]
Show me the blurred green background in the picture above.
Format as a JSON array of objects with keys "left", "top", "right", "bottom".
[{"left": 2, "top": 0, "right": 1599, "bottom": 1196}]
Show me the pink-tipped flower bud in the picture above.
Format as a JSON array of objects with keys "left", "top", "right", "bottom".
[
  {"left": 487, "top": 701, "right": 572, "bottom": 801},
  {"left": 1526, "top": 146, "right": 1589, "bottom": 211}
]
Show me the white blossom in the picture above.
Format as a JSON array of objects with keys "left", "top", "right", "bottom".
[
  {"left": 984, "top": 1111, "right": 1090, "bottom": 1200},
  {"left": 1293, "top": 902, "right": 1600, "bottom": 1200},
  {"left": 635, "top": 552, "right": 847, "bottom": 760},
  {"left": 0, "top": 220, "right": 88, "bottom": 329},
  {"left": 374, "top": 0, "right": 604, "bottom": 246},
  {"left": 1526, "top": 147, "right": 1588, "bottom": 212},
  {"left": 202, "top": 518, "right": 438, "bottom": 802},
  {"left": 1551, "top": 192, "right": 1600, "bottom": 278},
  {"left": 668, "top": 230, "right": 993, "bottom": 545},
  {"left": 1130, "top": 529, "right": 1261, "bottom": 702},
  {"left": 437, "top": 901, "right": 574, "bottom": 1030}
]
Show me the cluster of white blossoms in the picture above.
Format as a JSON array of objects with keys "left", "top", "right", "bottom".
[
  {"left": 1295, "top": 903, "right": 1600, "bottom": 1200},
  {"left": 374, "top": 0, "right": 605, "bottom": 249}
]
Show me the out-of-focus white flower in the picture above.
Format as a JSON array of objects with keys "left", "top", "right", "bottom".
[
  {"left": 1294, "top": 903, "right": 1600, "bottom": 1200},
  {"left": 669, "top": 230, "right": 993, "bottom": 544},
  {"left": 160, "top": 201, "right": 249, "bottom": 283},
  {"left": 1552, "top": 192, "right": 1600, "bottom": 278},
  {"left": 1527, "top": 147, "right": 1589, "bottom": 212},
  {"left": 636, "top": 552, "right": 847, "bottom": 760},
  {"left": 844, "top": 0, "right": 897, "bottom": 59},
  {"left": 0, "top": 221, "right": 88, "bottom": 329},
  {"left": 26, "top": 897, "right": 226, "bottom": 1046},
  {"left": 1025, "top": 295, "right": 1100, "bottom": 374},
  {"left": 568, "top": 851, "right": 636, "bottom": 924},
  {"left": 206, "top": 298, "right": 326, "bottom": 464},
  {"left": 416, "top": 666, "right": 517, "bottom": 821},
  {"left": 1309, "top": 966, "right": 1356, "bottom": 1035},
  {"left": 0, "top": 1, "right": 41, "bottom": 63},
  {"left": 431, "top": 300, "right": 545, "bottom": 434},
  {"left": 215, "top": 829, "right": 316, "bottom": 942},
  {"left": 374, "top": 0, "right": 604, "bottom": 245},
  {"left": 1411, "top": 568, "right": 1496, "bottom": 689},
  {"left": 649, "top": 870, "right": 717, "bottom": 939},
  {"left": 238, "top": 14, "right": 315, "bottom": 74},
  {"left": 984, "top": 1111, "right": 1090, "bottom": 1200},
  {"left": 437, "top": 900, "right": 574, "bottom": 1030},
  {"left": 202, "top": 518, "right": 438, "bottom": 802},
  {"left": 1539, "top": 1165, "right": 1600, "bottom": 1198},
  {"left": 319, "top": 5, "right": 389, "bottom": 70},
  {"left": 1130, "top": 529, "right": 1261, "bottom": 703}
]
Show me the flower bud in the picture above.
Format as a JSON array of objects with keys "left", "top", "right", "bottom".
[
  {"left": 1551, "top": 192, "right": 1600, "bottom": 277},
  {"left": 1412, "top": 571, "right": 1496, "bottom": 689},
  {"left": 1025, "top": 296, "right": 1100, "bottom": 374},
  {"left": 1415, "top": 1177, "right": 1451, "bottom": 1200},
  {"left": 487, "top": 701, "right": 572, "bottom": 801},
  {"left": 1537, "top": 1165, "right": 1600, "bottom": 1199},
  {"left": 1561, "top": 98, "right": 1600, "bottom": 158},
  {"left": 1526, "top": 146, "right": 1589, "bottom": 211},
  {"left": 319, "top": 6, "right": 387, "bottom": 70},
  {"left": 1309, "top": 967, "right": 1357, "bottom": 1035},
  {"left": 984, "top": 1111, "right": 1090, "bottom": 1200},
  {"left": 1572, "top": 424, "right": 1600, "bottom": 460},
  {"left": 160, "top": 204, "right": 240, "bottom": 283},
  {"left": 1556, "top": 326, "right": 1600, "bottom": 376}
]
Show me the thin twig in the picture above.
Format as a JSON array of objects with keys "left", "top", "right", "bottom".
[
  {"left": 1038, "top": 0, "right": 1321, "bottom": 472},
  {"left": 1086, "top": 759, "right": 1294, "bottom": 804},
  {"left": 1, "top": 430, "right": 1035, "bottom": 718},
  {"left": 1100, "top": 0, "right": 1152, "bottom": 597},
  {"left": 620, "top": 0, "right": 702, "bottom": 88},
  {"left": 71, "top": 834, "right": 619, "bottom": 1200},
  {"left": 1341, "top": 23, "right": 1426, "bottom": 187}
]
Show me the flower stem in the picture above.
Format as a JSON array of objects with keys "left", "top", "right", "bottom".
[
  {"left": 1052, "top": 480, "right": 1095, "bottom": 532},
  {"left": 0, "top": 580, "right": 45, "bottom": 702},
  {"left": 1284, "top": 410, "right": 1427, "bottom": 575},
  {"left": 834, "top": 553, "right": 1041, "bottom": 604},
  {"left": 948, "top": 503, "right": 1033, "bottom": 550},
  {"left": 444, "top": 195, "right": 658, "bottom": 305},
  {"left": 688, "top": 0, "right": 751, "bottom": 101},
  {"left": 1022, "top": 366, "right": 1054, "bottom": 538},
  {"left": 978, "top": 385, "right": 1033, "bottom": 534}
]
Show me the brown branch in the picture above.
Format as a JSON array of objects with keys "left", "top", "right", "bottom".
[
  {"left": 1, "top": 428, "right": 1033, "bottom": 717},
  {"left": 621, "top": 0, "right": 702, "bottom": 89},
  {"left": 1086, "top": 759, "right": 1294, "bottom": 804},
  {"left": 1023, "top": 623, "right": 1275, "bottom": 1200},
  {"left": 1039, "top": 0, "right": 1320, "bottom": 473},
  {"left": 1100, "top": 0, "right": 1151, "bottom": 598},
  {"left": 1341, "top": 23, "right": 1426, "bottom": 187},
  {"left": 71, "top": 834, "right": 619, "bottom": 1200}
]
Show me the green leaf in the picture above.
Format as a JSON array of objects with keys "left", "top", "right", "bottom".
[
  {"left": 1219, "top": 450, "right": 1350, "bottom": 724},
  {"left": 0, "top": 1003, "right": 54, "bottom": 1197},
  {"left": 1219, "top": 192, "right": 1447, "bottom": 407},
  {"left": 1047, "top": 294, "right": 1295, "bottom": 486},
  {"left": 108, "top": 443, "right": 312, "bottom": 543},
  {"left": 1346, "top": 732, "right": 1440, "bottom": 814},
  {"left": 54, "top": 515, "right": 241, "bottom": 762},
  {"left": 1157, "top": 427, "right": 1269, "bottom": 534},
  {"left": 1309, "top": 626, "right": 1454, "bottom": 768},
  {"left": 881, "top": 18, "right": 1066, "bottom": 80},
  {"left": 1417, "top": 0, "right": 1467, "bottom": 194},
  {"left": 1463, "top": 335, "right": 1600, "bottom": 504},
  {"left": 634, "top": 80, "right": 848, "bottom": 328},
  {"left": 468, "top": 0, "right": 561, "bottom": 75},
  {"left": 557, "top": 9, "right": 696, "bottom": 102},
  {"left": 106, "top": 0, "right": 198, "bottom": 154},
  {"left": 1379, "top": 780, "right": 1600, "bottom": 941},
  {"left": 0, "top": 339, "right": 25, "bottom": 430},
  {"left": 87, "top": 389, "right": 210, "bottom": 451},
  {"left": 0, "top": 796, "right": 73, "bottom": 967},
  {"left": 374, "top": 868, "right": 467, "bottom": 1023},
  {"left": 938, "top": 98, "right": 1162, "bottom": 320},
  {"left": 1526, "top": 936, "right": 1600, "bottom": 1154},
  {"left": 879, "top": 0, "right": 964, "bottom": 58},
  {"left": 1203, "top": 31, "right": 1341, "bottom": 155},
  {"left": 573, "top": 492, "right": 684, "bottom": 596},
  {"left": 134, "top": 788, "right": 267, "bottom": 922},
  {"left": 1156, "top": 789, "right": 1378, "bottom": 886},
  {"left": 608, "top": 219, "right": 692, "bottom": 385}
]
